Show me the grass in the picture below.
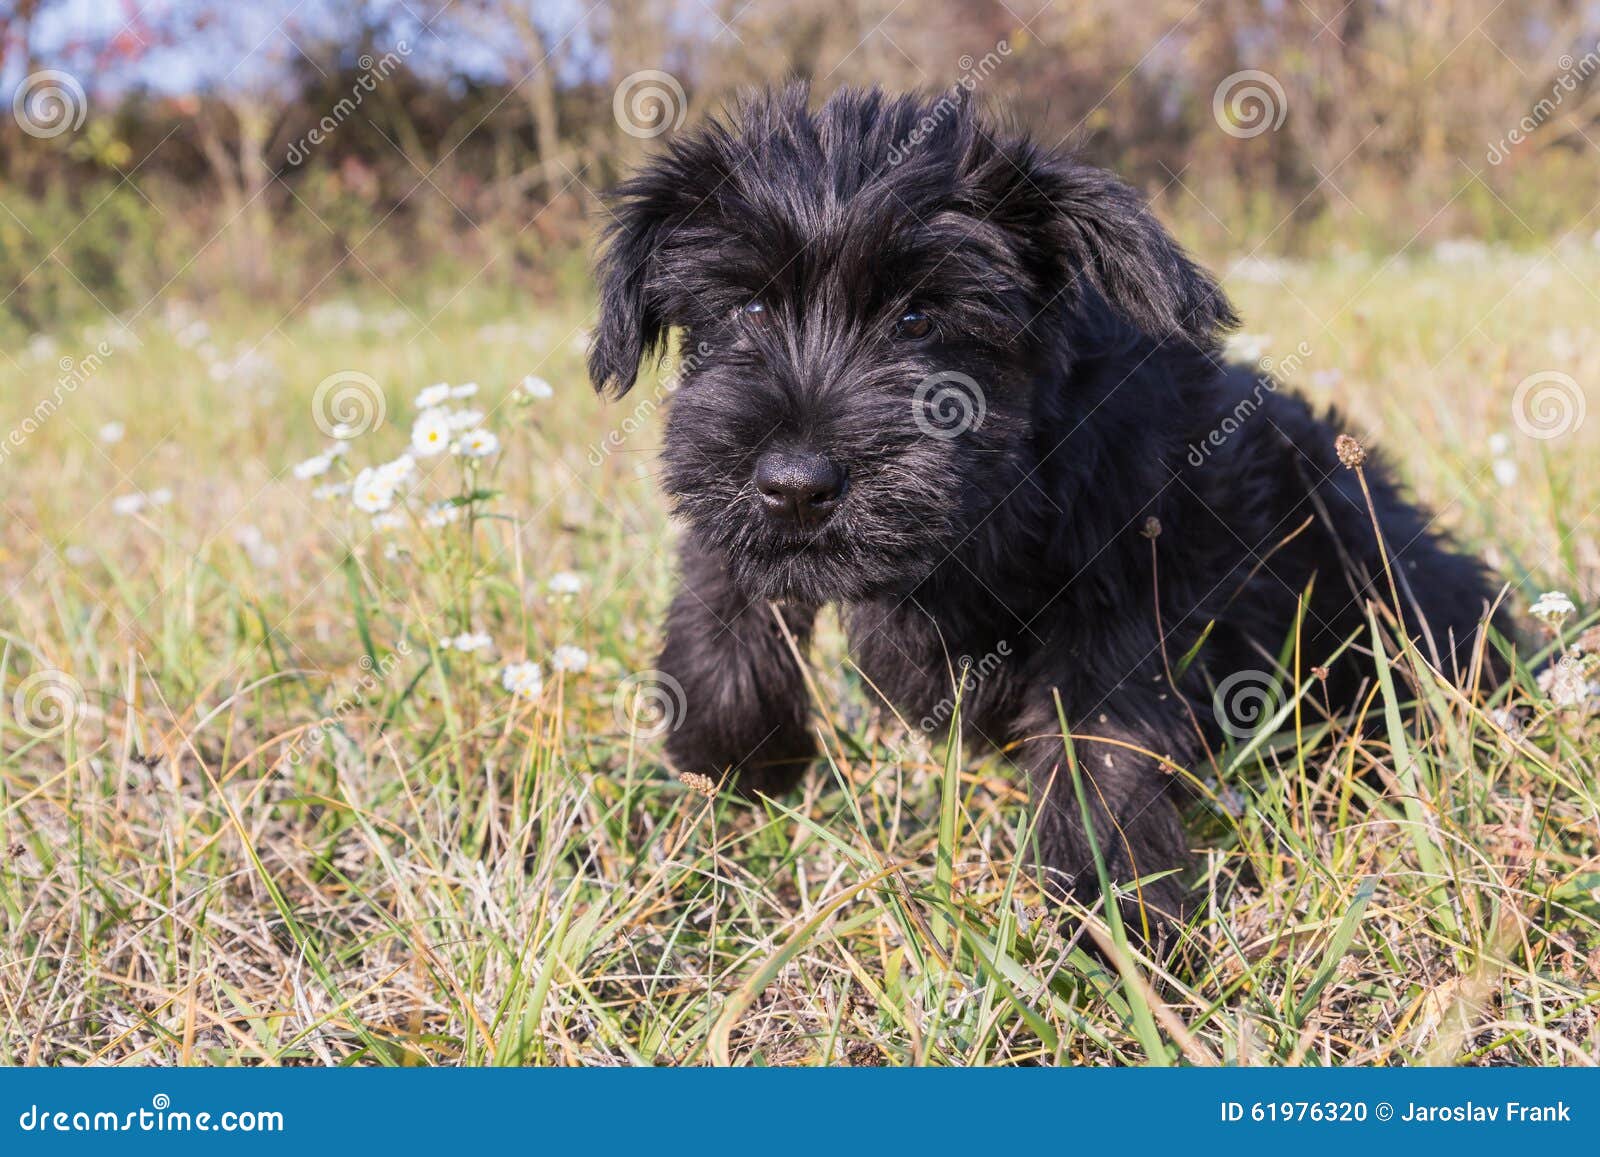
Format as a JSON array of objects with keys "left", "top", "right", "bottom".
[{"left": 1, "top": 241, "right": 1598, "bottom": 1066}]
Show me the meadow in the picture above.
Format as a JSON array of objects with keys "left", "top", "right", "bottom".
[{"left": 1, "top": 240, "right": 1597, "bottom": 1066}]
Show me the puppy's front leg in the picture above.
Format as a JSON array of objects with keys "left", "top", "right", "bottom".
[
  {"left": 655, "top": 541, "right": 819, "bottom": 797},
  {"left": 1014, "top": 695, "right": 1194, "bottom": 940}
]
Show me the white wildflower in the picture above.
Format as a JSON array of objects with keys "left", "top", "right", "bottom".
[
  {"left": 98, "top": 422, "right": 125, "bottom": 444},
  {"left": 312, "top": 481, "right": 351, "bottom": 501},
  {"left": 375, "top": 454, "right": 417, "bottom": 487},
  {"left": 174, "top": 319, "right": 210, "bottom": 348},
  {"left": 371, "top": 510, "right": 406, "bottom": 532},
  {"left": 449, "top": 631, "right": 493, "bottom": 654},
  {"left": 450, "top": 382, "right": 479, "bottom": 399},
  {"left": 502, "top": 660, "right": 543, "bottom": 699},
  {"left": 411, "top": 407, "right": 454, "bottom": 457},
  {"left": 1224, "top": 332, "right": 1271, "bottom": 363},
  {"left": 234, "top": 525, "right": 279, "bottom": 568},
  {"left": 453, "top": 428, "right": 499, "bottom": 458},
  {"left": 1492, "top": 458, "right": 1518, "bottom": 488},
  {"left": 424, "top": 502, "right": 462, "bottom": 528},
  {"left": 1530, "top": 590, "right": 1576, "bottom": 627},
  {"left": 551, "top": 645, "right": 590, "bottom": 673},
  {"left": 518, "top": 375, "right": 553, "bottom": 400},
  {"left": 548, "top": 571, "right": 584, "bottom": 596},
  {"left": 111, "top": 493, "right": 146, "bottom": 516},
  {"left": 415, "top": 382, "right": 452, "bottom": 409},
  {"left": 351, "top": 466, "right": 396, "bottom": 513},
  {"left": 293, "top": 453, "right": 334, "bottom": 480},
  {"left": 1487, "top": 432, "right": 1512, "bottom": 456},
  {"left": 1538, "top": 654, "right": 1600, "bottom": 710},
  {"left": 148, "top": 488, "right": 173, "bottom": 506},
  {"left": 447, "top": 408, "right": 484, "bottom": 431}
]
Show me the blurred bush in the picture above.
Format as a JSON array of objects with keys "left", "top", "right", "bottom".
[{"left": 2, "top": 0, "right": 1597, "bottom": 333}]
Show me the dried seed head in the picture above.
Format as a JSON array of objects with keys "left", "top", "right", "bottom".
[
  {"left": 1310, "top": 665, "right": 1329, "bottom": 682},
  {"left": 1334, "top": 433, "right": 1367, "bottom": 469},
  {"left": 1141, "top": 516, "right": 1162, "bottom": 539},
  {"left": 678, "top": 771, "right": 718, "bottom": 798}
]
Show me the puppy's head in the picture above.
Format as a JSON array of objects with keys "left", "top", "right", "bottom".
[{"left": 589, "top": 85, "right": 1233, "bottom": 603}]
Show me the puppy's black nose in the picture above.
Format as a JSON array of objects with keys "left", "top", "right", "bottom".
[{"left": 754, "top": 450, "right": 846, "bottom": 523}]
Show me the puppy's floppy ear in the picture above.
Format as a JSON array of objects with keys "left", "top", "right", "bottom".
[
  {"left": 588, "top": 172, "right": 679, "bottom": 397},
  {"left": 985, "top": 142, "right": 1236, "bottom": 348}
]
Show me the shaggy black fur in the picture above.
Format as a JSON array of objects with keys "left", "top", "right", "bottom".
[{"left": 588, "top": 85, "right": 1505, "bottom": 937}]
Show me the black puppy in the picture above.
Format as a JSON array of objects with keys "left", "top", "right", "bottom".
[{"left": 588, "top": 85, "right": 1502, "bottom": 933}]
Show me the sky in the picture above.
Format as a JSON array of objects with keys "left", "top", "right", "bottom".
[{"left": 6, "top": 0, "right": 604, "bottom": 99}]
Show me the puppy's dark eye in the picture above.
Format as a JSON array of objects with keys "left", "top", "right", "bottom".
[
  {"left": 893, "top": 310, "right": 934, "bottom": 341},
  {"left": 739, "top": 300, "right": 773, "bottom": 327}
]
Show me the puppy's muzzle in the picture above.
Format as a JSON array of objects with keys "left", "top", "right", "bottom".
[{"left": 754, "top": 450, "right": 847, "bottom": 526}]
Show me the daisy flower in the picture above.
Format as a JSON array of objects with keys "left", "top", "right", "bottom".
[
  {"left": 447, "top": 631, "right": 493, "bottom": 654},
  {"left": 415, "top": 382, "right": 452, "bottom": 409},
  {"left": 453, "top": 428, "right": 499, "bottom": 458},
  {"left": 375, "top": 454, "right": 417, "bottom": 486},
  {"left": 518, "top": 375, "right": 553, "bottom": 400},
  {"left": 1224, "top": 332, "right": 1271, "bottom": 363},
  {"left": 313, "top": 481, "right": 351, "bottom": 501},
  {"left": 352, "top": 466, "right": 396, "bottom": 513},
  {"left": 1487, "top": 432, "right": 1512, "bottom": 456},
  {"left": 502, "top": 660, "right": 543, "bottom": 699},
  {"left": 111, "top": 493, "right": 147, "bottom": 516},
  {"left": 548, "top": 571, "right": 584, "bottom": 596},
  {"left": 293, "top": 453, "right": 334, "bottom": 480},
  {"left": 1530, "top": 590, "right": 1576, "bottom": 627},
  {"left": 424, "top": 502, "right": 462, "bottom": 527},
  {"left": 411, "top": 407, "right": 454, "bottom": 457},
  {"left": 450, "top": 382, "right": 479, "bottom": 399},
  {"left": 551, "top": 645, "right": 589, "bottom": 673},
  {"left": 98, "top": 422, "right": 125, "bottom": 444},
  {"left": 1492, "top": 459, "right": 1518, "bottom": 488},
  {"left": 371, "top": 510, "right": 406, "bottom": 532},
  {"left": 447, "top": 408, "right": 485, "bottom": 431}
]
